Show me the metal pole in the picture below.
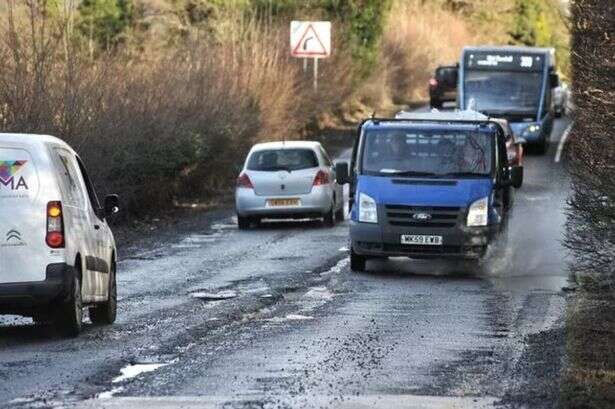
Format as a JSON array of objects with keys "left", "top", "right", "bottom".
[
  {"left": 313, "top": 57, "right": 318, "bottom": 91},
  {"left": 303, "top": 58, "right": 308, "bottom": 73}
]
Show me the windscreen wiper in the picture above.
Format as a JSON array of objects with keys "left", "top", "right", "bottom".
[
  {"left": 382, "top": 170, "right": 440, "bottom": 177},
  {"left": 438, "top": 172, "right": 487, "bottom": 178}
]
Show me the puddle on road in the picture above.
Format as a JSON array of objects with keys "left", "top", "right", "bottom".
[
  {"left": 191, "top": 290, "right": 238, "bottom": 301},
  {"left": 266, "top": 314, "right": 314, "bottom": 323},
  {"left": 97, "top": 361, "right": 172, "bottom": 400},
  {"left": 97, "top": 386, "right": 124, "bottom": 400},
  {"left": 113, "top": 362, "right": 169, "bottom": 383}
]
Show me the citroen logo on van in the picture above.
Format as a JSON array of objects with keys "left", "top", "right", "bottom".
[
  {"left": 412, "top": 212, "right": 432, "bottom": 221},
  {"left": 3, "top": 229, "right": 26, "bottom": 247},
  {"left": 6, "top": 229, "right": 22, "bottom": 242}
]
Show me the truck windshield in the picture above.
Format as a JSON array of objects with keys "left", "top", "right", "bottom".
[
  {"left": 361, "top": 128, "right": 493, "bottom": 177},
  {"left": 464, "top": 71, "right": 542, "bottom": 117}
]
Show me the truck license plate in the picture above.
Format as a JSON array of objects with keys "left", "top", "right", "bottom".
[{"left": 401, "top": 235, "right": 443, "bottom": 246}]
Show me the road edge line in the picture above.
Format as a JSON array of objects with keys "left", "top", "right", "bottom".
[{"left": 555, "top": 122, "right": 574, "bottom": 163}]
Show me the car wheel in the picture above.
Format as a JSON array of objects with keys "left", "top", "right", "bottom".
[
  {"left": 335, "top": 206, "right": 345, "bottom": 222},
  {"left": 350, "top": 248, "right": 366, "bottom": 272},
  {"left": 237, "top": 215, "right": 251, "bottom": 230},
  {"left": 89, "top": 263, "right": 117, "bottom": 325},
  {"left": 55, "top": 269, "right": 83, "bottom": 337},
  {"left": 32, "top": 313, "right": 52, "bottom": 325},
  {"left": 324, "top": 206, "right": 335, "bottom": 227}
]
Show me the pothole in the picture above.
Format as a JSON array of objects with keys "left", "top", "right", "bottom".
[{"left": 191, "top": 290, "right": 238, "bottom": 301}]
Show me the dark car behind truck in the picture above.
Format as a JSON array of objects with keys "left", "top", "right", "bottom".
[
  {"left": 429, "top": 65, "right": 459, "bottom": 109},
  {"left": 336, "top": 111, "right": 522, "bottom": 272}
]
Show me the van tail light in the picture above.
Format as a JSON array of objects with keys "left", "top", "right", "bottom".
[
  {"left": 46, "top": 201, "right": 65, "bottom": 248},
  {"left": 429, "top": 78, "right": 438, "bottom": 87},
  {"left": 236, "top": 173, "right": 254, "bottom": 189},
  {"left": 313, "top": 170, "right": 330, "bottom": 186}
]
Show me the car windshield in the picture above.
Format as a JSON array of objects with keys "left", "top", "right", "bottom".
[
  {"left": 463, "top": 71, "right": 543, "bottom": 115},
  {"left": 247, "top": 148, "right": 318, "bottom": 172},
  {"left": 361, "top": 128, "right": 494, "bottom": 177}
]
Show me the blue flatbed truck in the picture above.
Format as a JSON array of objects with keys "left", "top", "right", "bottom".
[
  {"left": 458, "top": 46, "right": 560, "bottom": 155},
  {"left": 335, "top": 111, "right": 523, "bottom": 272}
]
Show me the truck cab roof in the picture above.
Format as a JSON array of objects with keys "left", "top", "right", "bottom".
[{"left": 361, "top": 110, "right": 503, "bottom": 134}]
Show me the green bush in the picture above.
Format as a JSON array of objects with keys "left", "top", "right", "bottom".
[{"left": 78, "top": 0, "right": 133, "bottom": 49}]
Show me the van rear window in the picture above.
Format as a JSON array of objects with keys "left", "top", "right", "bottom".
[
  {"left": 0, "top": 148, "right": 38, "bottom": 200},
  {"left": 247, "top": 149, "right": 319, "bottom": 172}
]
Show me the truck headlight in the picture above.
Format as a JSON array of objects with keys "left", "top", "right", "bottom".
[
  {"left": 467, "top": 197, "right": 488, "bottom": 227},
  {"left": 358, "top": 192, "right": 378, "bottom": 224}
]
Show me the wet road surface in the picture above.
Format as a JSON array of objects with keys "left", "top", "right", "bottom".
[{"left": 1, "top": 118, "right": 572, "bottom": 408}]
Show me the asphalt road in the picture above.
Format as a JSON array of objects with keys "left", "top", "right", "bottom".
[{"left": 1, "top": 118, "right": 572, "bottom": 409}]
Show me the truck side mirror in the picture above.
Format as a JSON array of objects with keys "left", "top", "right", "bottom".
[
  {"left": 550, "top": 73, "right": 560, "bottom": 89},
  {"left": 335, "top": 162, "right": 350, "bottom": 185},
  {"left": 511, "top": 166, "right": 523, "bottom": 189}
]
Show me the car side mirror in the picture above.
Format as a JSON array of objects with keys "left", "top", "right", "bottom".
[
  {"left": 550, "top": 73, "right": 560, "bottom": 89},
  {"left": 335, "top": 162, "right": 350, "bottom": 185},
  {"left": 104, "top": 194, "right": 120, "bottom": 217},
  {"left": 511, "top": 166, "right": 523, "bottom": 189}
]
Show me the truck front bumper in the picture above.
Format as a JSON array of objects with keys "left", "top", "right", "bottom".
[{"left": 350, "top": 221, "right": 499, "bottom": 260}]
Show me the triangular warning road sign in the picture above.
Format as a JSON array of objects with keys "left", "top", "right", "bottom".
[{"left": 292, "top": 24, "right": 329, "bottom": 57}]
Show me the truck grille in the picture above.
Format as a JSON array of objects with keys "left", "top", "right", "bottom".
[{"left": 384, "top": 205, "right": 461, "bottom": 228}]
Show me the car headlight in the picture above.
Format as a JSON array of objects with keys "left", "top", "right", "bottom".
[
  {"left": 467, "top": 197, "right": 489, "bottom": 227},
  {"left": 358, "top": 192, "right": 378, "bottom": 224},
  {"left": 523, "top": 124, "right": 540, "bottom": 137}
]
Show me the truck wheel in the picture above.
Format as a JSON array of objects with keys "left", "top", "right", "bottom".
[
  {"left": 350, "top": 248, "right": 366, "bottom": 272},
  {"left": 237, "top": 215, "right": 251, "bottom": 230},
  {"left": 324, "top": 207, "right": 335, "bottom": 227},
  {"left": 536, "top": 140, "right": 549, "bottom": 155},
  {"left": 55, "top": 271, "right": 83, "bottom": 337},
  {"left": 90, "top": 263, "right": 117, "bottom": 325}
]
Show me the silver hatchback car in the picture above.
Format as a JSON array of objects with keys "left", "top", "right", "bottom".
[{"left": 235, "top": 141, "right": 344, "bottom": 229}]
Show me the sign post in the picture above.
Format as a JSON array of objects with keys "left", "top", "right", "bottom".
[{"left": 290, "top": 21, "right": 331, "bottom": 91}]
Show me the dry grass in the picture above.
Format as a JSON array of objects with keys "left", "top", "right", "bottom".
[
  {"left": 561, "top": 292, "right": 615, "bottom": 408},
  {"left": 0, "top": 2, "right": 353, "bottom": 216},
  {"left": 379, "top": 0, "right": 478, "bottom": 104}
]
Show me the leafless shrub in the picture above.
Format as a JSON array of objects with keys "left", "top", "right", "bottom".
[
  {"left": 379, "top": 0, "right": 478, "bottom": 104},
  {"left": 0, "top": 1, "right": 353, "bottom": 216},
  {"left": 565, "top": 0, "right": 615, "bottom": 285}
]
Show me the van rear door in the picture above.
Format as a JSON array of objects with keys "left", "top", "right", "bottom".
[{"left": 0, "top": 146, "right": 46, "bottom": 284}]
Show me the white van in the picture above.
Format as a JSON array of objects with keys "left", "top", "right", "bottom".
[{"left": 0, "top": 133, "right": 119, "bottom": 336}]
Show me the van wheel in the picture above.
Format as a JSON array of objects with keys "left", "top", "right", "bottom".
[
  {"left": 55, "top": 271, "right": 83, "bottom": 337},
  {"left": 237, "top": 215, "right": 251, "bottom": 230},
  {"left": 350, "top": 248, "right": 366, "bottom": 272},
  {"left": 90, "top": 264, "right": 117, "bottom": 325},
  {"left": 324, "top": 207, "right": 335, "bottom": 227}
]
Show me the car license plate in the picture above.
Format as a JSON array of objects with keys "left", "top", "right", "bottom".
[
  {"left": 401, "top": 235, "right": 443, "bottom": 246},
  {"left": 267, "top": 198, "right": 300, "bottom": 207}
]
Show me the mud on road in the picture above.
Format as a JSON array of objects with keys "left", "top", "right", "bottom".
[{"left": 1, "top": 119, "right": 573, "bottom": 409}]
